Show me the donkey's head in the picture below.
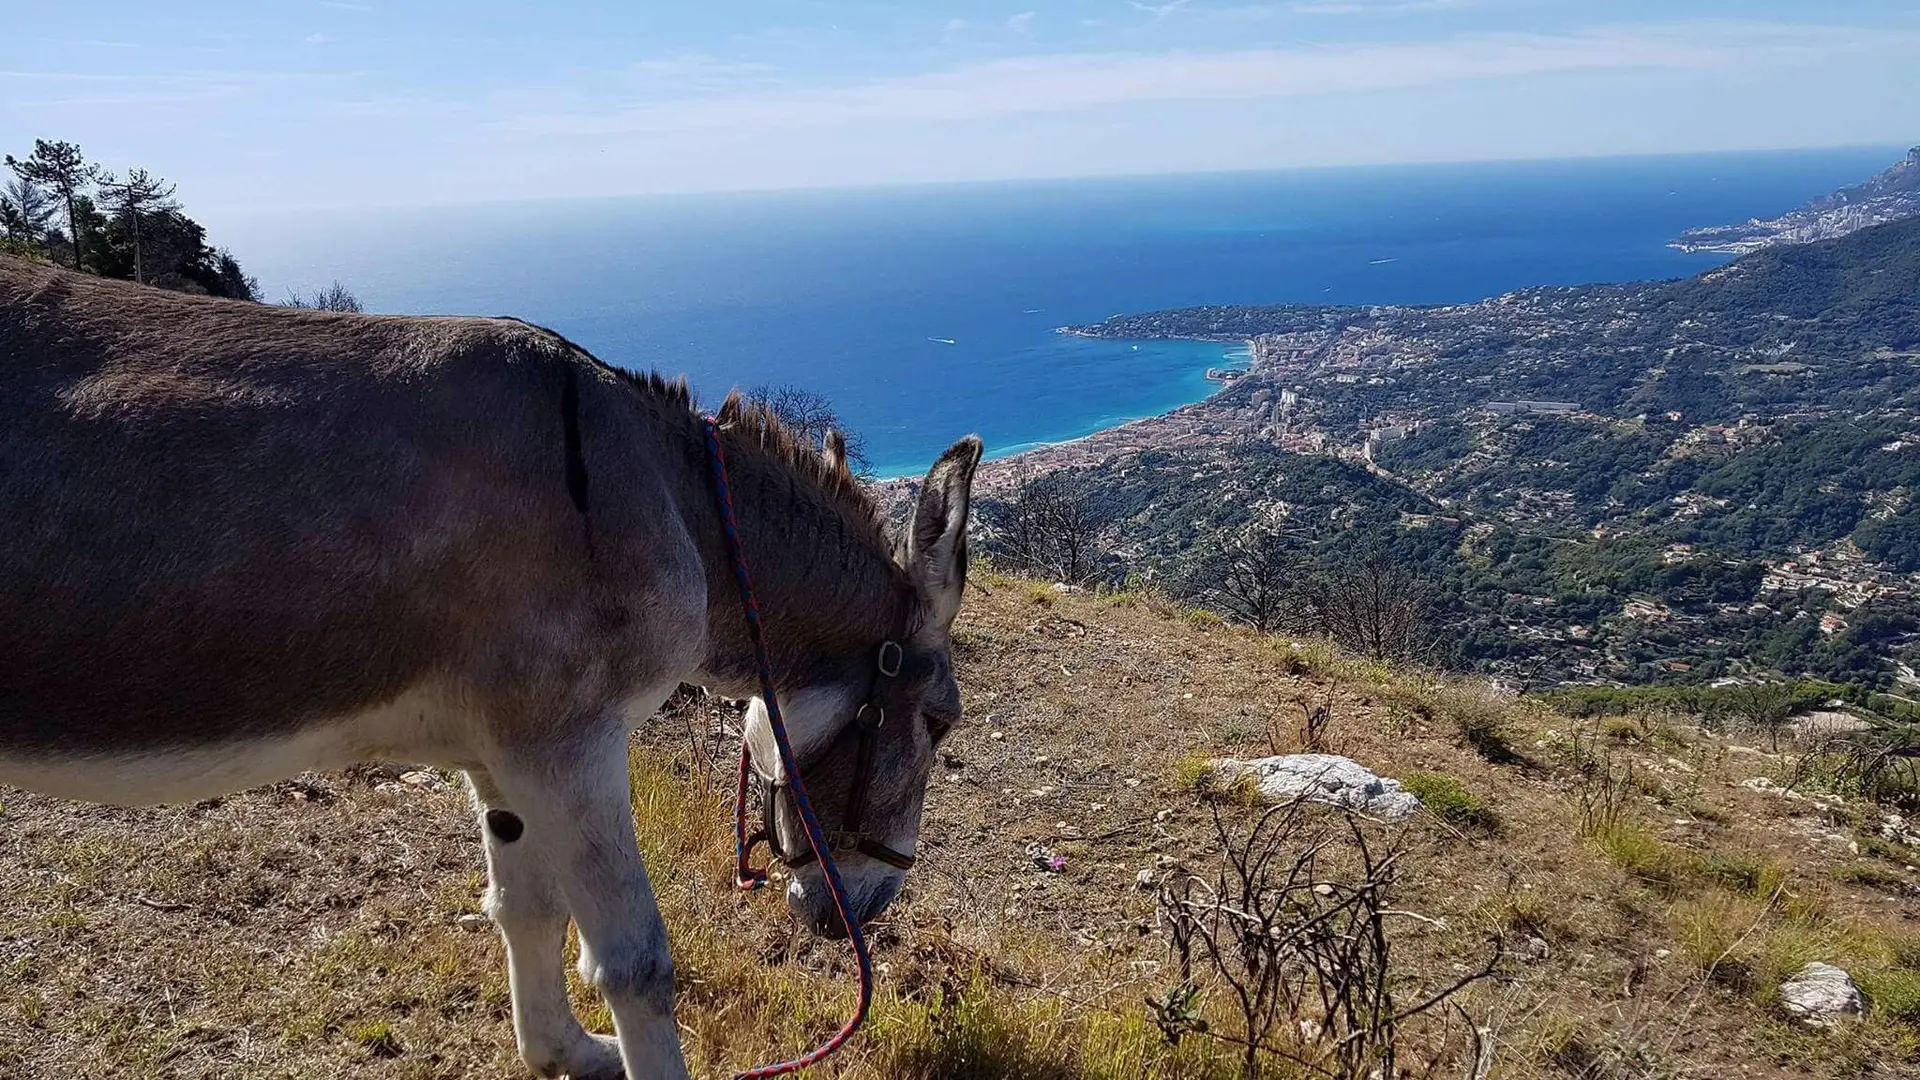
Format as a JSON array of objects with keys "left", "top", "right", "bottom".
[{"left": 744, "top": 435, "right": 982, "bottom": 937}]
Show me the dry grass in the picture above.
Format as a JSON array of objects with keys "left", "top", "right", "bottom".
[{"left": 3, "top": 577, "right": 1919, "bottom": 1078}]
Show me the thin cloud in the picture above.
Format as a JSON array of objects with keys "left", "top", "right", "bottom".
[
  {"left": 305, "top": 33, "right": 331, "bottom": 45},
  {"left": 1289, "top": 0, "right": 1472, "bottom": 14},
  {"left": 492, "top": 21, "right": 1911, "bottom": 137},
  {"left": 1129, "top": 0, "right": 1196, "bottom": 20},
  {"left": 1008, "top": 12, "right": 1037, "bottom": 32}
]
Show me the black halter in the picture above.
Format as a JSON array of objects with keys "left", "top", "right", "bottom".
[{"left": 749, "top": 640, "right": 917, "bottom": 872}]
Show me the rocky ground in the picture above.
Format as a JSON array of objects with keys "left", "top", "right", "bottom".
[{"left": 2, "top": 574, "right": 1918, "bottom": 1078}]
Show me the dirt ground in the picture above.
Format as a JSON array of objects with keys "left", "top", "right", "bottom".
[{"left": 3, "top": 577, "right": 1917, "bottom": 1078}]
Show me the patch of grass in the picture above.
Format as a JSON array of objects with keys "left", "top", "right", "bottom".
[
  {"left": 1437, "top": 686, "right": 1527, "bottom": 765},
  {"left": 1691, "top": 849, "right": 1789, "bottom": 899},
  {"left": 1592, "top": 821, "right": 1680, "bottom": 884},
  {"left": 1388, "top": 679, "right": 1529, "bottom": 765},
  {"left": 1599, "top": 716, "right": 1646, "bottom": 742},
  {"left": 1021, "top": 582, "right": 1056, "bottom": 606},
  {"left": 1855, "top": 831, "right": 1919, "bottom": 864},
  {"left": 350, "top": 1021, "right": 402, "bottom": 1059},
  {"left": 1834, "top": 861, "right": 1914, "bottom": 893},
  {"left": 1174, "top": 752, "right": 1214, "bottom": 794},
  {"left": 1670, "top": 893, "right": 1767, "bottom": 972},
  {"left": 1182, "top": 608, "right": 1225, "bottom": 631},
  {"left": 1862, "top": 970, "right": 1920, "bottom": 1022},
  {"left": 1399, "top": 772, "right": 1500, "bottom": 833},
  {"left": 1496, "top": 889, "right": 1575, "bottom": 944}
]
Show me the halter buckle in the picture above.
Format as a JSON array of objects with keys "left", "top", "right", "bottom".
[
  {"left": 856, "top": 702, "right": 885, "bottom": 730},
  {"left": 876, "top": 640, "right": 904, "bottom": 678}
]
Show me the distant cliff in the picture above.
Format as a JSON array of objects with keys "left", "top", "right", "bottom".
[{"left": 1672, "top": 146, "right": 1920, "bottom": 254}]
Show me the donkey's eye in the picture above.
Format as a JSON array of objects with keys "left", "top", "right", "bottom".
[{"left": 926, "top": 708, "right": 960, "bottom": 741}]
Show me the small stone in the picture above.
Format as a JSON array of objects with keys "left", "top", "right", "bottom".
[
  {"left": 1312, "top": 883, "right": 1335, "bottom": 897},
  {"left": 1655, "top": 949, "right": 1672, "bottom": 959},
  {"left": 1780, "top": 962, "right": 1864, "bottom": 1026},
  {"left": 1522, "top": 937, "right": 1550, "bottom": 962},
  {"left": 1135, "top": 869, "right": 1156, "bottom": 890},
  {"left": 1123, "top": 778, "right": 1142, "bottom": 787},
  {"left": 989, "top": 731, "right": 1004, "bottom": 740},
  {"left": 455, "top": 914, "right": 490, "bottom": 933},
  {"left": 1201, "top": 754, "right": 1420, "bottom": 820}
]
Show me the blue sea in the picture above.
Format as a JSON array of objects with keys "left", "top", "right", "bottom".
[{"left": 227, "top": 147, "right": 1904, "bottom": 477}]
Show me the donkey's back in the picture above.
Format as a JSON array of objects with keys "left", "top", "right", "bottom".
[{"left": 0, "top": 257, "right": 686, "bottom": 802}]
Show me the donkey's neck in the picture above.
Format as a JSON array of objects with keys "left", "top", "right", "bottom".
[{"left": 679, "top": 421, "right": 914, "bottom": 697}]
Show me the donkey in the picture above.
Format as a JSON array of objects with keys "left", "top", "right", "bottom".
[{"left": 0, "top": 255, "right": 982, "bottom": 1080}]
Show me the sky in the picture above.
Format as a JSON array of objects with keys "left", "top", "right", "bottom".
[{"left": 4, "top": 2, "right": 1919, "bottom": 219}]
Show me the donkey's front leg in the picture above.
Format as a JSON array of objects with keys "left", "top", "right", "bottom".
[
  {"left": 485, "top": 720, "right": 692, "bottom": 1080},
  {"left": 468, "top": 768, "right": 626, "bottom": 1080}
]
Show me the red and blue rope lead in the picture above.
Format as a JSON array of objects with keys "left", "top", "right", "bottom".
[{"left": 702, "top": 415, "right": 875, "bottom": 1079}]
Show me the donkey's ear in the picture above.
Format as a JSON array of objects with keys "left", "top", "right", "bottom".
[
  {"left": 905, "top": 435, "right": 984, "bottom": 629},
  {"left": 823, "top": 430, "right": 848, "bottom": 476}
]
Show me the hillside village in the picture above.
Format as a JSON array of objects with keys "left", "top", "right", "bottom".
[{"left": 1010, "top": 216, "right": 1920, "bottom": 692}]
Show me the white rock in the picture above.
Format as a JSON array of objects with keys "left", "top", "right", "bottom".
[
  {"left": 1203, "top": 754, "right": 1421, "bottom": 821},
  {"left": 1779, "top": 962, "right": 1865, "bottom": 1026},
  {"left": 1135, "top": 869, "right": 1156, "bottom": 890}
]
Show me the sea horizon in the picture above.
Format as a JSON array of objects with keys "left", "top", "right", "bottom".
[{"left": 223, "top": 145, "right": 1908, "bottom": 477}]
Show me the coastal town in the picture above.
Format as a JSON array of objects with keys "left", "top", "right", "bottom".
[{"left": 960, "top": 215, "right": 1920, "bottom": 689}]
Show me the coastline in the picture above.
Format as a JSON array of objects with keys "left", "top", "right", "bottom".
[{"left": 871, "top": 334, "right": 1243, "bottom": 482}]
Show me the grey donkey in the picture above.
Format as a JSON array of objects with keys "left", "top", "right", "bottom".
[{"left": 0, "top": 255, "right": 983, "bottom": 1079}]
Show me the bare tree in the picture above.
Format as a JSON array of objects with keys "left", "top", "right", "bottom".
[
  {"left": 1, "top": 176, "right": 54, "bottom": 253},
  {"left": 1723, "top": 681, "right": 1798, "bottom": 752},
  {"left": 96, "top": 168, "right": 177, "bottom": 284},
  {"left": 1300, "top": 553, "right": 1433, "bottom": 664},
  {"left": 282, "top": 281, "right": 364, "bottom": 313},
  {"left": 6, "top": 140, "right": 98, "bottom": 270},
  {"left": 1192, "top": 528, "right": 1301, "bottom": 633},
  {"left": 746, "top": 383, "right": 870, "bottom": 475},
  {"left": 984, "top": 473, "right": 1108, "bottom": 585}
]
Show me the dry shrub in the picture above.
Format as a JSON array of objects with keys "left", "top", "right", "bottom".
[{"left": 1153, "top": 800, "right": 1498, "bottom": 1079}]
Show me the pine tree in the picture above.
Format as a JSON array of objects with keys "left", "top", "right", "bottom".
[
  {"left": 96, "top": 168, "right": 177, "bottom": 284},
  {"left": 5, "top": 140, "right": 98, "bottom": 270},
  {"left": 1, "top": 176, "right": 55, "bottom": 255}
]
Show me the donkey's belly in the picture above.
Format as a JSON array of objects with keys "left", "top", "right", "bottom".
[{"left": 0, "top": 683, "right": 472, "bottom": 806}]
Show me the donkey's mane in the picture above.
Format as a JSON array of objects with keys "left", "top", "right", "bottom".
[
  {"left": 710, "top": 387, "right": 891, "bottom": 542},
  {"left": 584, "top": 354, "right": 893, "bottom": 549}
]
